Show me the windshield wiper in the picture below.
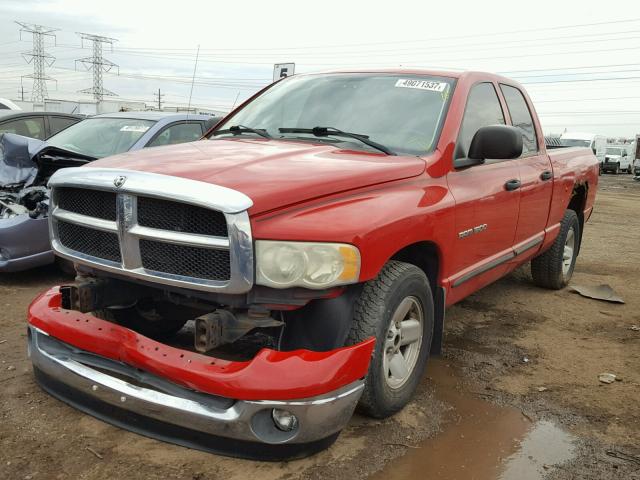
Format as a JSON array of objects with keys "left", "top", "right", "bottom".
[
  {"left": 212, "top": 124, "right": 271, "bottom": 139},
  {"left": 279, "top": 126, "right": 396, "bottom": 155}
]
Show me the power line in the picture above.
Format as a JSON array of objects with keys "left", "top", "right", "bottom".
[
  {"left": 539, "top": 111, "right": 640, "bottom": 115},
  {"left": 536, "top": 96, "right": 640, "bottom": 103},
  {"left": 15, "top": 21, "right": 58, "bottom": 102},
  {"left": 114, "top": 31, "right": 640, "bottom": 59},
  {"left": 93, "top": 17, "right": 640, "bottom": 52},
  {"left": 75, "top": 32, "right": 119, "bottom": 101}
]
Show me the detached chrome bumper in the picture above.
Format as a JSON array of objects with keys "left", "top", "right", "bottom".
[{"left": 29, "top": 326, "right": 364, "bottom": 460}]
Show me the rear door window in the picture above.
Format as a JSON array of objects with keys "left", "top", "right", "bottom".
[
  {"left": 500, "top": 84, "right": 538, "bottom": 155},
  {"left": 457, "top": 83, "right": 505, "bottom": 159},
  {"left": 147, "top": 122, "right": 204, "bottom": 147},
  {"left": 0, "top": 116, "right": 46, "bottom": 139}
]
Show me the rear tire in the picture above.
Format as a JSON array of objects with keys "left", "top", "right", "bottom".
[
  {"left": 531, "top": 210, "right": 580, "bottom": 290},
  {"left": 346, "top": 261, "right": 434, "bottom": 418}
]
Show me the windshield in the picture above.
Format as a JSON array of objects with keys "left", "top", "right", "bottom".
[
  {"left": 606, "top": 147, "right": 622, "bottom": 156},
  {"left": 47, "top": 118, "right": 156, "bottom": 158},
  {"left": 559, "top": 138, "right": 591, "bottom": 148},
  {"left": 211, "top": 74, "right": 455, "bottom": 156}
]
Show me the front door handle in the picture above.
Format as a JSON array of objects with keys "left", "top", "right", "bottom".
[
  {"left": 540, "top": 170, "right": 553, "bottom": 181},
  {"left": 504, "top": 179, "right": 521, "bottom": 191}
]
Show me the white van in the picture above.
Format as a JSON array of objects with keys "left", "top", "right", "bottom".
[{"left": 560, "top": 132, "right": 607, "bottom": 170}]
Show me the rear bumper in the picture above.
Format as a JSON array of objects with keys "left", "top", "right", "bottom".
[
  {"left": 0, "top": 214, "right": 52, "bottom": 272},
  {"left": 27, "top": 288, "right": 375, "bottom": 459}
]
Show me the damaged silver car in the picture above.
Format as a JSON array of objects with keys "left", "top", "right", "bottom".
[
  {"left": 0, "top": 133, "right": 94, "bottom": 271},
  {"left": 0, "top": 112, "right": 220, "bottom": 272}
]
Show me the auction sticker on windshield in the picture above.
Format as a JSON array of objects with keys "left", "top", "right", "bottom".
[
  {"left": 395, "top": 79, "right": 448, "bottom": 92},
  {"left": 120, "top": 125, "right": 150, "bottom": 132}
]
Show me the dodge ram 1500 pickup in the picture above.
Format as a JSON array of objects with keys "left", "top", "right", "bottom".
[{"left": 27, "top": 70, "right": 599, "bottom": 460}]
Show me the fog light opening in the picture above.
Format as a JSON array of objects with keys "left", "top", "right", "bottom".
[{"left": 271, "top": 408, "right": 298, "bottom": 432}]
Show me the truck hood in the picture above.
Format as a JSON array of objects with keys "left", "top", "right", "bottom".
[{"left": 87, "top": 138, "right": 426, "bottom": 214}]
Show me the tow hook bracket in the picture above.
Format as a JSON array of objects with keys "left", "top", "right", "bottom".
[{"left": 195, "top": 310, "right": 283, "bottom": 353}]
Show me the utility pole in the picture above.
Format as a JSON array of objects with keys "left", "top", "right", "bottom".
[
  {"left": 75, "top": 32, "right": 119, "bottom": 102},
  {"left": 15, "top": 21, "right": 58, "bottom": 102},
  {"left": 153, "top": 88, "right": 164, "bottom": 111}
]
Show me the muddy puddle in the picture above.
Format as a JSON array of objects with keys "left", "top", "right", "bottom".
[{"left": 371, "top": 359, "right": 576, "bottom": 480}]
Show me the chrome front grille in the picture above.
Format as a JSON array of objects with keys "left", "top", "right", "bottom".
[
  {"left": 137, "top": 195, "right": 228, "bottom": 237},
  {"left": 48, "top": 168, "right": 254, "bottom": 294},
  {"left": 58, "top": 221, "right": 122, "bottom": 263},
  {"left": 56, "top": 187, "right": 117, "bottom": 221},
  {"left": 139, "top": 239, "right": 231, "bottom": 280}
]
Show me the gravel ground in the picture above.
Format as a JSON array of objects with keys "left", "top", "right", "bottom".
[{"left": 0, "top": 173, "right": 639, "bottom": 479}]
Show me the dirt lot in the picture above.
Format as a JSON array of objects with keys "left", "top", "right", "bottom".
[{"left": 1, "top": 174, "right": 639, "bottom": 480}]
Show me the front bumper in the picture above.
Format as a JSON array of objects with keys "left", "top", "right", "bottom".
[
  {"left": 601, "top": 163, "right": 621, "bottom": 172},
  {"left": 27, "top": 288, "right": 375, "bottom": 459},
  {"left": 0, "top": 214, "right": 53, "bottom": 272}
]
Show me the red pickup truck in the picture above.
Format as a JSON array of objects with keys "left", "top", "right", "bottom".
[{"left": 28, "top": 70, "right": 598, "bottom": 459}]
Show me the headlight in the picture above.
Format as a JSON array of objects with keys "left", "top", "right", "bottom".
[{"left": 256, "top": 241, "right": 360, "bottom": 289}]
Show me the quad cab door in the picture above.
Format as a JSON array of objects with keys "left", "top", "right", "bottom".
[
  {"left": 498, "top": 84, "right": 553, "bottom": 261},
  {"left": 447, "top": 82, "right": 521, "bottom": 303}
]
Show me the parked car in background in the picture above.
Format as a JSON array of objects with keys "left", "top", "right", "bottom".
[
  {"left": 0, "top": 111, "right": 82, "bottom": 140},
  {"left": 602, "top": 145, "right": 633, "bottom": 174},
  {"left": 560, "top": 132, "right": 606, "bottom": 172},
  {"left": 29, "top": 70, "right": 598, "bottom": 459},
  {"left": 0, "top": 98, "right": 22, "bottom": 110},
  {"left": 0, "top": 112, "right": 220, "bottom": 272},
  {"left": 45, "top": 112, "right": 221, "bottom": 157},
  {"left": 634, "top": 135, "right": 640, "bottom": 176}
]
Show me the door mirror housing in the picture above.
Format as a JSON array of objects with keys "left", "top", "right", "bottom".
[
  {"left": 454, "top": 125, "right": 523, "bottom": 169},
  {"left": 469, "top": 125, "right": 523, "bottom": 161}
]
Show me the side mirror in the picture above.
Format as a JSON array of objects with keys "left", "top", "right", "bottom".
[{"left": 454, "top": 125, "right": 523, "bottom": 169}]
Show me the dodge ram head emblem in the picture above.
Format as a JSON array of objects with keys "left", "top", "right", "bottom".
[{"left": 113, "top": 176, "right": 127, "bottom": 188}]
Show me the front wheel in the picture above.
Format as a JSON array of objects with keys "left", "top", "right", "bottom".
[
  {"left": 346, "top": 261, "right": 434, "bottom": 418},
  {"left": 531, "top": 210, "right": 580, "bottom": 289}
]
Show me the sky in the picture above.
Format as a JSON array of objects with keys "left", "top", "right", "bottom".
[{"left": 1, "top": 0, "right": 640, "bottom": 137}]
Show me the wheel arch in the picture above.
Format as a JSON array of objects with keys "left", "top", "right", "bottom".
[
  {"left": 388, "top": 241, "right": 445, "bottom": 355},
  {"left": 388, "top": 241, "right": 441, "bottom": 293},
  {"left": 567, "top": 181, "right": 588, "bottom": 252}
]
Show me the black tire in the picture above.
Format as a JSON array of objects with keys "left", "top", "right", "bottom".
[
  {"left": 531, "top": 210, "right": 580, "bottom": 290},
  {"left": 346, "top": 261, "right": 434, "bottom": 418},
  {"left": 108, "top": 299, "right": 191, "bottom": 339}
]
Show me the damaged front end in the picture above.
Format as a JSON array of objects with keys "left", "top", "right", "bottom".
[
  {"left": 28, "top": 286, "right": 375, "bottom": 460},
  {"left": 28, "top": 167, "right": 376, "bottom": 458},
  {"left": 0, "top": 133, "right": 93, "bottom": 271}
]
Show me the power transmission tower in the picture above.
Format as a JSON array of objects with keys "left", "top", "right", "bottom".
[
  {"left": 75, "top": 33, "right": 119, "bottom": 102},
  {"left": 15, "top": 21, "right": 58, "bottom": 102},
  {"left": 153, "top": 88, "right": 164, "bottom": 110}
]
